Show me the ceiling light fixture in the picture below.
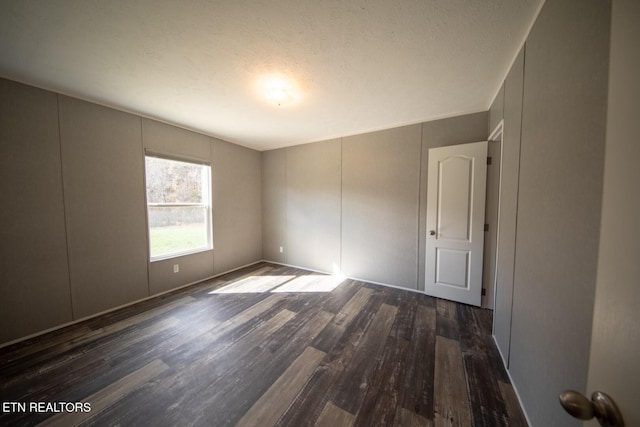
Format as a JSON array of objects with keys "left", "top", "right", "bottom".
[{"left": 258, "top": 74, "right": 301, "bottom": 107}]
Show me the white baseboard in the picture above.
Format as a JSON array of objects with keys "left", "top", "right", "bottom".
[
  {"left": 0, "top": 260, "right": 264, "bottom": 349},
  {"left": 492, "top": 335, "right": 533, "bottom": 427}
]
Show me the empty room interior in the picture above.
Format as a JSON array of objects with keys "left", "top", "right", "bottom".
[{"left": 1, "top": 0, "right": 638, "bottom": 426}]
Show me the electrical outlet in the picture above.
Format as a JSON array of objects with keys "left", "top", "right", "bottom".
[
  {"left": 279, "top": 246, "right": 284, "bottom": 253},
  {"left": 173, "top": 264, "right": 179, "bottom": 273}
]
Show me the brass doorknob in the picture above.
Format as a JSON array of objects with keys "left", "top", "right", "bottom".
[
  {"left": 429, "top": 230, "right": 436, "bottom": 236},
  {"left": 559, "top": 390, "right": 624, "bottom": 427}
]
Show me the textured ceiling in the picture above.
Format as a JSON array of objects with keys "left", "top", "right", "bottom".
[{"left": 0, "top": 0, "right": 542, "bottom": 150}]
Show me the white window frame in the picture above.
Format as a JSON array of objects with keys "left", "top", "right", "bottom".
[{"left": 144, "top": 151, "right": 213, "bottom": 261}]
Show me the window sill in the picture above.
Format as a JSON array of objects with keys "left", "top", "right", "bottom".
[{"left": 149, "top": 247, "right": 213, "bottom": 263}]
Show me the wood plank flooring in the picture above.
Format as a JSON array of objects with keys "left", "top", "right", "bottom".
[{"left": 0, "top": 262, "right": 527, "bottom": 426}]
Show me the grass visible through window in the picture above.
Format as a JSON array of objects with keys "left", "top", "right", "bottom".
[{"left": 149, "top": 223, "right": 208, "bottom": 258}]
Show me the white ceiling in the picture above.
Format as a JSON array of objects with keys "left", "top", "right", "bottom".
[{"left": 0, "top": 0, "right": 542, "bottom": 151}]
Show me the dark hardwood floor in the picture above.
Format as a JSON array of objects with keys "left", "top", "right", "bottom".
[{"left": 0, "top": 262, "right": 527, "bottom": 426}]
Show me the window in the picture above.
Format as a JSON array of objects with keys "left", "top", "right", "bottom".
[{"left": 145, "top": 154, "right": 212, "bottom": 260}]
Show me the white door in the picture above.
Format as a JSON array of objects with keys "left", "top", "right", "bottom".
[{"left": 425, "top": 141, "right": 487, "bottom": 306}]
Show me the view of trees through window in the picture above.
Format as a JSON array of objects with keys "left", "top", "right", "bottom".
[{"left": 145, "top": 156, "right": 212, "bottom": 259}]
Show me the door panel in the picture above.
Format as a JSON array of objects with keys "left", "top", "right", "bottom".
[
  {"left": 438, "top": 156, "right": 473, "bottom": 241},
  {"left": 435, "top": 248, "right": 469, "bottom": 288},
  {"left": 426, "top": 141, "right": 487, "bottom": 306}
]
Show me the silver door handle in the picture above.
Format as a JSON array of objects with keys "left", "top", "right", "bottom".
[{"left": 559, "top": 390, "right": 624, "bottom": 427}]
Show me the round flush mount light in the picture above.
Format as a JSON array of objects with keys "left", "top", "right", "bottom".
[{"left": 257, "top": 74, "right": 301, "bottom": 107}]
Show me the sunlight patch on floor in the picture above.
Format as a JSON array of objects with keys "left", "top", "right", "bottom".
[
  {"left": 209, "top": 275, "right": 295, "bottom": 294},
  {"left": 271, "top": 275, "right": 345, "bottom": 293},
  {"left": 208, "top": 267, "right": 348, "bottom": 294}
]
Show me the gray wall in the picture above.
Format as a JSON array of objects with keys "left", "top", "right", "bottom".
[
  {"left": 488, "top": 0, "right": 611, "bottom": 425},
  {"left": 492, "top": 47, "right": 525, "bottom": 367},
  {"left": 0, "top": 80, "right": 72, "bottom": 343},
  {"left": 342, "top": 125, "right": 422, "bottom": 288},
  {"left": 262, "top": 113, "right": 487, "bottom": 291},
  {"left": 211, "top": 138, "right": 262, "bottom": 274},
  {"left": 0, "top": 78, "right": 262, "bottom": 346},
  {"left": 286, "top": 139, "right": 341, "bottom": 273},
  {"left": 489, "top": 83, "right": 504, "bottom": 135},
  {"left": 261, "top": 149, "right": 287, "bottom": 264},
  {"left": 59, "top": 97, "right": 149, "bottom": 318},
  {"left": 587, "top": 1, "right": 640, "bottom": 424}
]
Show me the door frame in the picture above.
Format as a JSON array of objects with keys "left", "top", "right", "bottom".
[{"left": 488, "top": 121, "right": 504, "bottom": 312}]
